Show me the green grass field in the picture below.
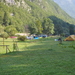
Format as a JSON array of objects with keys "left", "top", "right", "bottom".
[{"left": 0, "top": 37, "right": 75, "bottom": 75}]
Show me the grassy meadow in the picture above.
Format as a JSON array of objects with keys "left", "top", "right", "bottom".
[{"left": 0, "top": 37, "right": 75, "bottom": 75}]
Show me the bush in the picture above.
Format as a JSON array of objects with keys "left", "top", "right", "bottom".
[
  {"left": 17, "top": 36, "right": 27, "bottom": 41},
  {"left": 0, "top": 32, "right": 9, "bottom": 39}
]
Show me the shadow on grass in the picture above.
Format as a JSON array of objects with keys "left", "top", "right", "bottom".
[
  {"left": 0, "top": 47, "right": 75, "bottom": 75},
  {"left": 0, "top": 38, "right": 75, "bottom": 75}
]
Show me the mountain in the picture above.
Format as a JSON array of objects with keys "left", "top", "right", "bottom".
[
  {"left": 0, "top": 0, "right": 75, "bottom": 35},
  {"left": 54, "top": 0, "right": 75, "bottom": 18}
]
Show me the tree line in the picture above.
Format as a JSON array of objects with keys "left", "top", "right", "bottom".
[
  {"left": 0, "top": 12, "right": 75, "bottom": 38},
  {"left": 28, "top": 17, "right": 75, "bottom": 36}
]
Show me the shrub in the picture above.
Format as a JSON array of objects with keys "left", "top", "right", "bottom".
[
  {"left": 0, "top": 32, "right": 9, "bottom": 39},
  {"left": 17, "top": 36, "right": 27, "bottom": 41}
]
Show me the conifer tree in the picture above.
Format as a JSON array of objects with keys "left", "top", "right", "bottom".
[{"left": 3, "top": 12, "right": 8, "bottom": 26}]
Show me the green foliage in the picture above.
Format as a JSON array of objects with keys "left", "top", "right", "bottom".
[
  {"left": 29, "top": 20, "right": 43, "bottom": 35},
  {"left": 3, "top": 12, "right": 9, "bottom": 26},
  {"left": 17, "top": 36, "right": 27, "bottom": 41},
  {"left": 0, "top": 25, "right": 4, "bottom": 33},
  {"left": 49, "top": 16, "right": 74, "bottom": 35},
  {"left": 0, "top": 32, "right": 9, "bottom": 39},
  {"left": 0, "top": 16, "right": 3, "bottom": 24},
  {"left": 0, "top": 25, "right": 9, "bottom": 39},
  {"left": 69, "top": 25, "right": 75, "bottom": 35},
  {"left": 42, "top": 18, "right": 54, "bottom": 35},
  {"left": 28, "top": 23, "right": 38, "bottom": 34},
  {"left": 36, "top": 20, "right": 43, "bottom": 34},
  {"left": 0, "top": 0, "right": 75, "bottom": 35},
  {"left": 5, "top": 25, "right": 18, "bottom": 36}
]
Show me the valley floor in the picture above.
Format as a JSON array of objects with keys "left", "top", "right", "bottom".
[{"left": 0, "top": 37, "right": 75, "bottom": 75}]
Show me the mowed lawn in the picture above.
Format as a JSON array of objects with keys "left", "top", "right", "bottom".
[{"left": 0, "top": 37, "right": 75, "bottom": 75}]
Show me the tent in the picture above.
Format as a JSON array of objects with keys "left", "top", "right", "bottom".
[
  {"left": 34, "top": 37, "right": 39, "bottom": 39},
  {"left": 64, "top": 35, "right": 75, "bottom": 41}
]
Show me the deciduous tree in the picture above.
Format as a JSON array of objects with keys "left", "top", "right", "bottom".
[
  {"left": 42, "top": 18, "right": 54, "bottom": 35},
  {"left": 36, "top": 20, "right": 43, "bottom": 34},
  {"left": 5, "top": 25, "right": 18, "bottom": 36}
]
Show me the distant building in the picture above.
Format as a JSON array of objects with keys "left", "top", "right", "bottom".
[{"left": 15, "top": 33, "right": 30, "bottom": 36}]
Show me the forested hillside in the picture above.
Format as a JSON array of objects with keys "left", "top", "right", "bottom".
[{"left": 0, "top": 0, "right": 75, "bottom": 36}]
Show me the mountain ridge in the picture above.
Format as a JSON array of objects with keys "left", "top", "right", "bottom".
[
  {"left": 0, "top": 0, "right": 75, "bottom": 35},
  {"left": 0, "top": 0, "right": 75, "bottom": 23},
  {"left": 54, "top": 0, "right": 75, "bottom": 18}
]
